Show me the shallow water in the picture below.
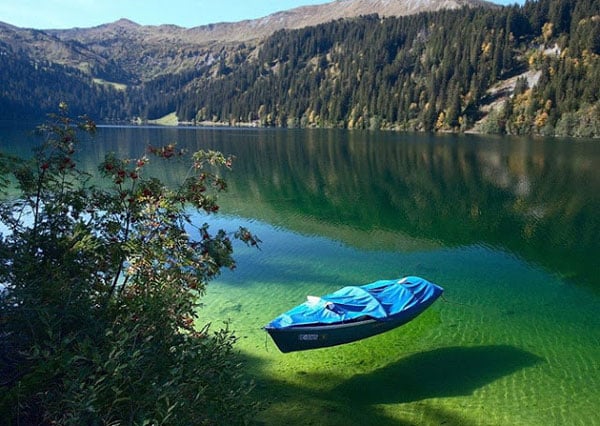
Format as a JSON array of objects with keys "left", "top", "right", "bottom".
[
  {"left": 198, "top": 216, "right": 599, "bottom": 425},
  {"left": 1, "top": 124, "right": 599, "bottom": 425}
]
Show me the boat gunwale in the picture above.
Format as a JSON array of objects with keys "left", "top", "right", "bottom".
[{"left": 264, "top": 314, "right": 410, "bottom": 333}]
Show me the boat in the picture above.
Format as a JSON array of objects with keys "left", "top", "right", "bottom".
[{"left": 264, "top": 276, "right": 443, "bottom": 353}]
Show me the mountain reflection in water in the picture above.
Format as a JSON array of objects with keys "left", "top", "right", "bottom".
[{"left": 1, "top": 124, "right": 598, "bottom": 291}]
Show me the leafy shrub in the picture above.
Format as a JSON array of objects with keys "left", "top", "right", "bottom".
[{"left": 0, "top": 104, "right": 260, "bottom": 425}]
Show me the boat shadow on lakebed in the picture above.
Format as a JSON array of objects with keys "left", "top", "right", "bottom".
[{"left": 333, "top": 345, "right": 542, "bottom": 405}]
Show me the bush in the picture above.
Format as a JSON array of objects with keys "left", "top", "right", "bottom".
[{"left": 0, "top": 104, "right": 260, "bottom": 425}]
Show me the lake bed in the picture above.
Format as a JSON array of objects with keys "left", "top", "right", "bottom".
[{"left": 2, "top": 124, "right": 598, "bottom": 425}]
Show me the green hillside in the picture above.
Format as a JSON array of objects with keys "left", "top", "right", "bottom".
[
  {"left": 175, "top": 0, "right": 600, "bottom": 137},
  {"left": 1, "top": 0, "right": 599, "bottom": 137}
]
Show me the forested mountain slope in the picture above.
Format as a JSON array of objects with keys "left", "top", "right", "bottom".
[
  {"left": 1, "top": 0, "right": 599, "bottom": 137},
  {"left": 176, "top": 0, "right": 600, "bottom": 137}
]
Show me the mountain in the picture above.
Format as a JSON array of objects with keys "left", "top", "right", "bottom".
[
  {"left": 41, "top": 0, "right": 493, "bottom": 81},
  {"left": 0, "top": 0, "right": 495, "bottom": 119},
  {"left": 1, "top": 0, "right": 599, "bottom": 137},
  {"left": 3, "top": 0, "right": 494, "bottom": 83},
  {"left": 224, "top": 0, "right": 494, "bottom": 39},
  {"left": 50, "top": 0, "right": 495, "bottom": 44}
]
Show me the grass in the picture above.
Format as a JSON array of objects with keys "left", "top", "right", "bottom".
[
  {"left": 92, "top": 78, "right": 128, "bottom": 91},
  {"left": 147, "top": 112, "right": 179, "bottom": 126}
]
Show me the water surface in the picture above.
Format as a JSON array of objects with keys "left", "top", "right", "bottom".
[{"left": 1, "top": 124, "right": 599, "bottom": 425}]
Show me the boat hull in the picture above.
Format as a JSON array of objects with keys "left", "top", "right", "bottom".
[
  {"left": 265, "top": 309, "right": 424, "bottom": 353},
  {"left": 265, "top": 276, "right": 443, "bottom": 353}
]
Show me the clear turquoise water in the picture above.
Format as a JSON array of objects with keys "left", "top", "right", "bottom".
[
  {"left": 1, "top": 124, "right": 599, "bottom": 425},
  {"left": 199, "top": 216, "right": 599, "bottom": 425}
]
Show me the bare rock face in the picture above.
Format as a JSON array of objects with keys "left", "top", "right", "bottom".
[
  {"left": 178, "top": 0, "right": 494, "bottom": 43},
  {"left": 47, "top": 0, "right": 493, "bottom": 45}
]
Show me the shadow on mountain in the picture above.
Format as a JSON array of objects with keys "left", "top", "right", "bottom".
[{"left": 334, "top": 345, "right": 542, "bottom": 405}]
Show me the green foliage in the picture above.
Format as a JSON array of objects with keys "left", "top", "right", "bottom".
[{"left": 0, "top": 105, "right": 260, "bottom": 425}]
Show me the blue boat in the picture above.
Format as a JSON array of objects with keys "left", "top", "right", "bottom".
[{"left": 264, "top": 276, "right": 443, "bottom": 353}]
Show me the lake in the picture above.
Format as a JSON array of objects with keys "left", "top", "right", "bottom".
[{"left": 1, "top": 123, "right": 599, "bottom": 425}]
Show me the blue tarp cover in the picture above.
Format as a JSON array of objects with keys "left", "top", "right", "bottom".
[{"left": 267, "top": 276, "right": 443, "bottom": 329}]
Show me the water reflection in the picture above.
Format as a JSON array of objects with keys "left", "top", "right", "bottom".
[
  {"left": 174, "top": 129, "right": 598, "bottom": 291},
  {"left": 1, "top": 124, "right": 598, "bottom": 290}
]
